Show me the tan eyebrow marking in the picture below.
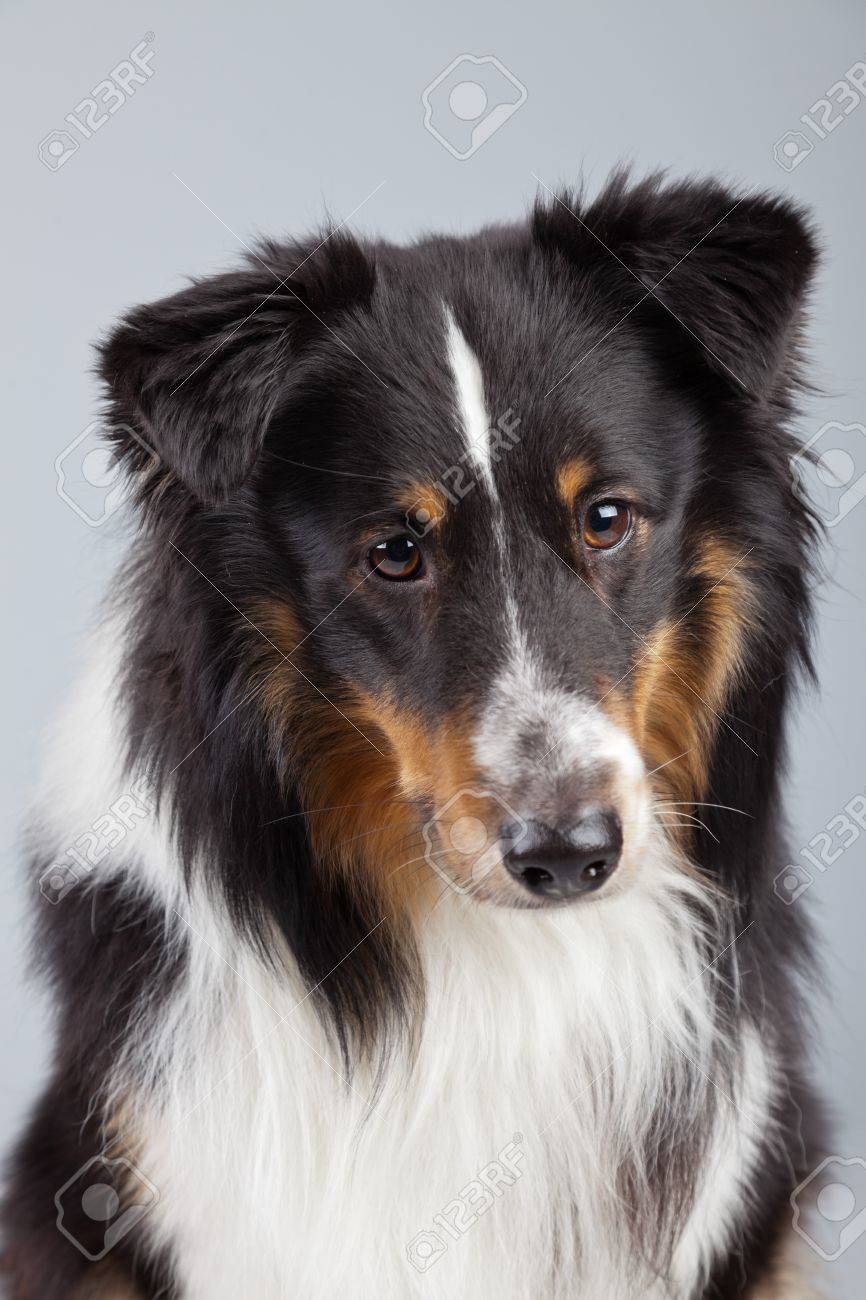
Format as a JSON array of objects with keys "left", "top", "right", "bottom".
[
  {"left": 555, "top": 456, "right": 593, "bottom": 506},
  {"left": 396, "top": 482, "right": 448, "bottom": 533}
]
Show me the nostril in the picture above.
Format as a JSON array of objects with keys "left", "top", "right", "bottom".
[
  {"left": 581, "top": 859, "right": 610, "bottom": 881},
  {"left": 522, "top": 866, "right": 554, "bottom": 888}
]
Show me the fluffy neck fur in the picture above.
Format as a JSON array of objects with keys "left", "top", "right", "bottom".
[{"left": 34, "top": 624, "right": 777, "bottom": 1299}]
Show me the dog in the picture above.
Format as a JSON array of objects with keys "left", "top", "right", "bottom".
[{"left": 3, "top": 173, "right": 825, "bottom": 1298}]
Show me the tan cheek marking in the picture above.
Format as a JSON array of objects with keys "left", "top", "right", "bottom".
[
  {"left": 249, "top": 600, "right": 498, "bottom": 901},
  {"left": 688, "top": 536, "right": 754, "bottom": 707},
  {"left": 555, "top": 456, "right": 593, "bottom": 509},
  {"left": 302, "top": 694, "right": 503, "bottom": 900},
  {"left": 425, "top": 708, "right": 516, "bottom": 895},
  {"left": 71, "top": 1265, "right": 148, "bottom": 1299},
  {"left": 247, "top": 600, "right": 414, "bottom": 900},
  {"left": 601, "top": 539, "right": 754, "bottom": 810},
  {"left": 356, "top": 697, "right": 511, "bottom": 896},
  {"left": 631, "top": 620, "right": 713, "bottom": 811},
  {"left": 300, "top": 699, "right": 423, "bottom": 904}
]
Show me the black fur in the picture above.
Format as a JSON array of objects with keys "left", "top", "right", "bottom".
[{"left": 3, "top": 879, "right": 184, "bottom": 1296}]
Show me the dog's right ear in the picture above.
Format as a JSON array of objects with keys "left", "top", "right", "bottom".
[
  {"left": 98, "top": 233, "right": 375, "bottom": 508},
  {"left": 533, "top": 173, "right": 818, "bottom": 405}
]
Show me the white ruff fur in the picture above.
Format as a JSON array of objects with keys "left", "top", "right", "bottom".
[{"left": 33, "top": 631, "right": 778, "bottom": 1299}]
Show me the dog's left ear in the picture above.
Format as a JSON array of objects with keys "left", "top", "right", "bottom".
[
  {"left": 97, "top": 233, "right": 375, "bottom": 507},
  {"left": 534, "top": 175, "right": 819, "bottom": 401}
]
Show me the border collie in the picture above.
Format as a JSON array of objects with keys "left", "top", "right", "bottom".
[{"left": 4, "top": 173, "right": 825, "bottom": 1298}]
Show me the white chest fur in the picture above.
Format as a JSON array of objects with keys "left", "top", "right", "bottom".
[{"left": 123, "top": 874, "right": 772, "bottom": 1300}]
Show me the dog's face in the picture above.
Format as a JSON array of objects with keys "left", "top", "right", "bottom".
[
  {"left": 102, "top": 177, "right": 816, "bottom": 915},
  {"left": 254, "top": 295, "right": 704, "bottom": 910}
]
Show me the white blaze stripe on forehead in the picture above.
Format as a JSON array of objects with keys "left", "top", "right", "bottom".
[{"left": 444, "top": 305, "right": 496, "bottom": 494}]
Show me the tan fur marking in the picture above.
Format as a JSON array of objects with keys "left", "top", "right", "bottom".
[
  {"left": 555, "top": 456, "right": 593, "bottom": 507},
  {"left": 396, "top": 481, "right": 448, "bottom": 531},
  {"left": 747, "top": 1227, "right": 826, "bottom": 1298},
  {"left": 0, "top": 1258, "right": 136, "bottom": 1300},
  {"left": 259, "top": 672, "right": 425, "bottom": 904},
  {"left": 350, "top": 696, "right": 501, "bottom": 897},
  {"left": 71, "top": 1264, "right": 148, "bottom": 1298},
  {"left": 247, "top": 599, "right": 407, "bottom": 897},
  {"left": 249, "top": 599, "right": 495, "bottom": 901},
  {"left": 609, "top": 537, "right": 754, "bottom": 808},
  {"left": 288, "top": 693, "right": 497, "bottom": 901}
]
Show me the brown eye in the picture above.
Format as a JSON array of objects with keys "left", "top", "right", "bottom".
[
  {"left": 368, "top": 535, "right": 424, "bottom": 581},
  {"left": 583, "top": 501, "right": 632, "bottom": 550}
]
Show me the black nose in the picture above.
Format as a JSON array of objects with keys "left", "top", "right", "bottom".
[{"left": 502, "top": 810, "right": 622, "bottom": 901}]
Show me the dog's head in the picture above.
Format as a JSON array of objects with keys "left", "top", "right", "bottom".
[{"left": 101, "top": 175, "right": 817, "bottom": 922}]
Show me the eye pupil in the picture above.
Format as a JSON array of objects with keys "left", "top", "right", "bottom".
[
  {"left": 387, "top": 537, "right": 412, "bottom": 562},
  {"left": 589, "top": 504, "right": 617, "bottom": 533},
  {"left": 368, "top": 534, "right": 423, "bottom": 581},
  {"left": 583, "top": 500, "right": 631, "bottom": 550}
]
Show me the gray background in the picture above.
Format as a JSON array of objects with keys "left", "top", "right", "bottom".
[{"left": 1, "top": 0, "right": 864, "bottom": 1293}]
